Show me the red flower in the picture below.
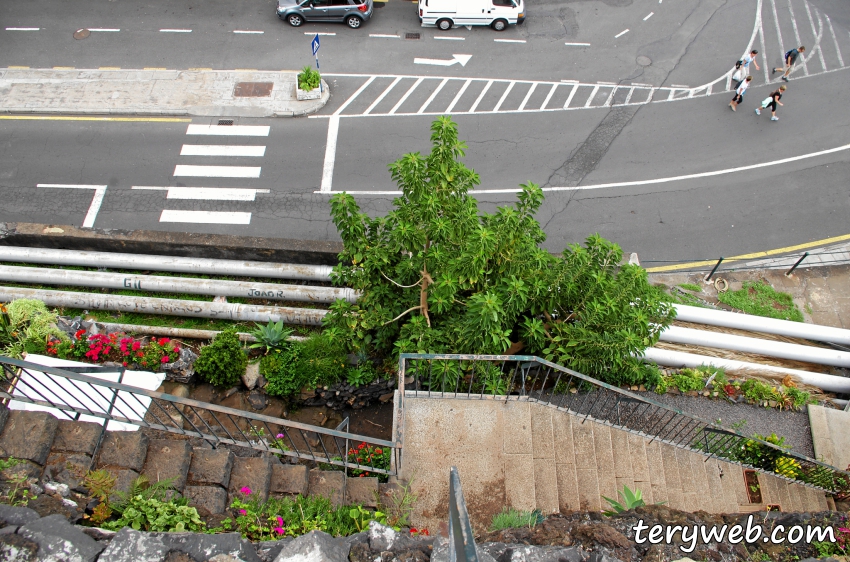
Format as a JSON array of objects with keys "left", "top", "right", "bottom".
[
  {"left": 158, "top": 338, "right": 170, "bottom": 346},
  {"left": 137, "top": 351, "right": 144, "bottom": 357},
  {"left": 75, "top": 329, "right": 86, "bottom": 339},
  {"left": 160, "top": 356, "right": 169, "bottom": 363},
  {"left": 122, "top": 362, "right": 128, "bottom": 367},
  {"left": 131, "top": 341, "right": 141, "bottom": 351},
  {"left": 375, "top": 448, "right": 383, "bottom": 455},
  {"left": 357, "top": 443, "right": 365, "bottom": 450}
]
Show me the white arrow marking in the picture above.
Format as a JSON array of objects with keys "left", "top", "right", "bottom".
[{"left": 413, "top": 54, "right": 472, "bottom": 67}]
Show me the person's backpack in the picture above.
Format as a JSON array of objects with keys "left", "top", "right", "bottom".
[
  {"left": 735, "top": 59, "right": 744, "bottom": 69},
  {"left": 785, "top": 49, "right": 796, "bottom": 60}
]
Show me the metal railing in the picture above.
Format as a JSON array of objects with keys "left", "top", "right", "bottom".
[
  {"left": 0, "top": 356, "right": 397, "bottom": 476},
  {"left": 398, "top": 353, "right": 850, "bottom": 493}
]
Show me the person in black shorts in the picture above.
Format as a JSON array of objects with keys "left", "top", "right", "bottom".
[
  {"left": 755, "top": 85, "right": 786, "bottom": 121},
  {"left": 774, "top": 46, "right": 805, "bottom": 82},
  {"left": 729, "top": 75, "right": 753, "bottom": 111}
]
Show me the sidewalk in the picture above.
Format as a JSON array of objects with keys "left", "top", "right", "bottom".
[
  {"left": 0, "top": 68, "right": 329, "bottom": 117},
  {"left": 647, "top": 241, "right": 850, "bottom": 330}
]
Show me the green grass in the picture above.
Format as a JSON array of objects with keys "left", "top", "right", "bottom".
[
  {"left": 61, "top": 308, "right": 248, "bottom": 332},
  {"left": 677, "top": 283, "right": 702, "bottom": 292},
  {"left": 488, "top": 508, "right": 544, "bottom": 531},
  {"left": 717, "top": 281, "right": 803, "bottom": 322}
]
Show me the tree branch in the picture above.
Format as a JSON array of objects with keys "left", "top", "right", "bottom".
[
  {"left": 381, "top": 271, "right": 422, "bottom": 289},
  {"left": 382, "top": 306, "right": 423, "bottom": 326}
]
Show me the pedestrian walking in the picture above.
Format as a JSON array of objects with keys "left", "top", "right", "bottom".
[
  {"left": 733, "top": 50, "right": 760, "bottom": 89},
  {"left": 729, "top": 75, "right": 753, "bottom": 111},
  {"left": 773, "top": 46, "right": 805, "bottom": 82},
  {"left": 755, "top": 84, "right": 786, "bottom": 121}
]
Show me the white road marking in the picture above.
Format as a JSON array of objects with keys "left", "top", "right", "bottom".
[
  {"left": 785, "top": 0, "right": 808, "bottom": 75},
  {"left": 584, "top": 85, "right": 600, "bottom": 108},
  {"left": 370, "top": 34, "right": 400, "bottom": 38},
  {"left": 435, "top": 36, "right": 464, "bottom": 40},
  {"left": 758, "top": 2, "right": 770, "bottom": 84},
  {"left": 492, "top": 81, "right": 515, "bottom": 112},
  {"left": 319, "top": 142, "right": 850, "bottom": 195},
  {"left": 180, "top": 145, "right": 266, "bottom": 157},
  {"left": 320, "top": 115, "right": 340, "bottom": 193},
  {"left": 769, "top": 0, "right": 785, "bottom": 63},
  {"left": 446, "top": 79, "right": 472, "bottom": 113},
  {"left": 307, "top": 32, "right": 337, "bottom": 35},
  {"left": 132, "top": 186, "right": 269, "bottom": 200},
  {"left": 6, "top": 27, "right": 39, "bottom": 31},
  {"left": 186, "top": 125, "right": 270, "bottom": 136},
  {"left": 564, "top": 42, "right": 590, "bottom": 46},
  {"left": 540, "top": 83, "right": 558, "bottom": 110},
  {"left": 363, "top": 76, "right": 403, "bottom": 114},
  {"left": 417, "top": 78, "right": 448, "bottom": 113},
  {"left": 234, "top": 30, "right": 264, "bottom": 34},
  {"left": 563, "top": 83, "right": 579, "bottom": 108},
  {"left": 517, "top": 83, "right": 537, "bottom": 111},
  {"left": 160, "top": 210, "right": 252, "bottom": 224},
  {"left": 413, "top": 54, "right": 472, "bottom": 66},
  {"left": 173, "top": 165, "right": 261, "bottom": 178},
  {"left": 804, "top": 3, "right": 827, "bottom": 72},
  {"left": 670, "top": 84, "right": 690, "bottom": 88},
  {"left": 333, "top": 76, "right": 376, "bottom": 115},
  {"left": 88, "top": 28, "right": 120, "bottom": 32},
  {"left": 389, "top": 77, "right": 424, "bottom": 114},
  {"left": 623, "top": 86, "right": 635, "bottom": 104},
  {"left": 38, "top": 184, "right": 106, "bottom": 228},
  {"left": 602, "top": 86, "right": 618, "bottom": 107},
  {"left": 468, "top": 80, "right": 493, "bottom": 113},
  {"left": 494, "top": 39, "right": 526, "bottom": 43},
  {"left": 160, "top": 29, "right": 192, "bottom": 32},
  {"left": 615, "top": 29, "right": 629, "bottom": 38},
  {"left": 825, "top": 14, "right": 844, "bottom": 67},
  {"left": 643, "top": 12, "right": 654, "bottom": 21}
]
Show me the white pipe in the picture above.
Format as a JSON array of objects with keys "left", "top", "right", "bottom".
[
  {"left": 0, "top": 287, "right": 327, "bottom": 326},
  {"left": 660, "top": 325, "right": 850, "bottom": 368},
  {"left": 0, "top": 265, "right": 355, "bottom": 303},
  {"left": 0, "top": 246, "right": 333, "bottom": 282},
  {"left": 95, "top": 323, "right": 307, "bottom": 342},
  {"left": 674, "top": 304, "right": 850, "bottom": 345},
  {"left": 642, "top": 347, "right": 850, "bottom": 393}
]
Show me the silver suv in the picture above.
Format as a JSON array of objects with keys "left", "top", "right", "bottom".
[{"left": 277, "top": 0, "right": 374, "bottom": 29}]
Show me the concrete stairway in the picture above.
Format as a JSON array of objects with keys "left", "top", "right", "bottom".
[
  {"left": 399, "top": 398, "right": 830, "bottom": 532},
  {"left": 0, "top": 407, "right": 380, "bottom": 514}
]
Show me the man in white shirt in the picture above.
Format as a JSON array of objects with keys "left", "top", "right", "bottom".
[
  {"left": 734, "top": 50, "right": 760, "bottom": 89},
  {"left": 729, "top": 75, "right": 753, "bottom": 111}
]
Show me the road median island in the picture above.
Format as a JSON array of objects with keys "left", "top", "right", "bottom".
[{"left": 0, "top": 68, "right": 329, "bottom": 118}]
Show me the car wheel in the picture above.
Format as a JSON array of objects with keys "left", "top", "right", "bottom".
[
  {"left": 346, "top": 15, "right": 362, "bottom": 28},
  {"left": 287, "top": 14, "right": 303, "bottom": 26},
  {"left": 437, "top": 18, "right": 453, "bottom": 30},
  {"left": 491, "top": 19, "right": 507, "bottom": 31}
]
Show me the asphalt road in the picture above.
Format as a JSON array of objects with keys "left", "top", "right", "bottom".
[{"left": 1, "top": 0, "right": 849, "bottom": 264}]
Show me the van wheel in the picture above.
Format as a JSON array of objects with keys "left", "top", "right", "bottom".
[
  {"left": 437, "top": 18, "right": 453, "bottom": 30},
  {"left": 491, "top": 19, "right": 507, "bottom": 31}
]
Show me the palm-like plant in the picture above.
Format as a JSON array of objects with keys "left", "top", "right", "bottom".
[
  {"left": 249, "top": 320, "right": 294, "bottom": 354},
  {"left": 602, "top": 485, "right": 646, "bottom": 516}
]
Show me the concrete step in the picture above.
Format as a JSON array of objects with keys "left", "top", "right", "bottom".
[
  {"left": 644, "top": 441, "right": 668, "bottom": 506},
  {"left": 530, "top": 407, "right": 558, "bottom": 515},
  {"left": 570, "top": 418, "right": 601, "bottom": 511},
  {"left": 660, "top": 444, "right": 685, "bottom": 510},
  {"left": 552, "top": 411, "right": 580, "bottom": 513},
  {"left": 610, "top": 426, "right": 635, "bottom": 501}
]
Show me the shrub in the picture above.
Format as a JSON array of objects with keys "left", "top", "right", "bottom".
[
  {"left": 194, "top": 328, "right": 247, "bottom": 388},
  {"left": 2, "top": 299, "right": 66, "bottom": 358},
  {"left": 717, "top": 280, "right": 803, "bottom": 322},
  {"left": 298, "top": 65, "right": 321, "bottom": 92},
  {"left": 489, "top": 508, "right": 544, "bottom": 531}
]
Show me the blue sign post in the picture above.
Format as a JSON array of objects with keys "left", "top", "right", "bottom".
[{"left": 311, "top": 34, "right": 322, "bottom": 94}]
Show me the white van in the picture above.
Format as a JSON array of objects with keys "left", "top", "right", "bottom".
[{"left": 419, "top": 0, "right": 524, "bottom": 31}]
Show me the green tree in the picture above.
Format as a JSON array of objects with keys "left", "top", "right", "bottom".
[{"left": 325, "top": 116, "right": 673, "bottom": 386}]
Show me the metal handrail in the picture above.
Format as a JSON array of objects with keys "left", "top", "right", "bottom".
[
  {"left": 0, "top": 356, "right": 397, "bottom": 476},
  {"left": 398, "top": 353, "right": 850, "bottom": 493}
]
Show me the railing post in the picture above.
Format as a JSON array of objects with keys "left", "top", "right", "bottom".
[
  {"left": 785, "top": 252, "right": 809, "bottom": 277},
  {"left": 704, "top": 257, "right": 724, "bottom": 281},
  {"left": 448, "top": 467, "right": 478, "bottom": 562}
]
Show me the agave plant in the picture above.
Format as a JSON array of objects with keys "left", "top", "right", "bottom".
[
  {"left": 249, "top": 320, "right": 294, "bottom": 354},
  {"left": 602, "top": 485, "right": 646, "bottom": 516}
]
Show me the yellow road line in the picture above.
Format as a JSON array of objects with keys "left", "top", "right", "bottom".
[
  {"left": 7, "top": 66, "right": 30, "bottom": 69},
  {"left": 234, "top": 68, "right": 258, "bottom": 72},
  {"left": 646, "top": 233, "right": 850, "bottom": 272},
  {"left": 53, "top": 66, "right": 75, "bottom": 70},
  {"left": 144, "top": 67, "right": 167, "bottom": 70},
  {"left": 99, "top": 66, "right": 121, "bottom": 70},
  {"left": 188, "top": 67, "right": 213, "bottom": 71},
  {"left": 0, "top": 116, "right": 191, "bottom": 122}
]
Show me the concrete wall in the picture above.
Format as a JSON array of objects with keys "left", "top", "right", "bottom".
[{"left": 808, "top": 405, "right": 850, "bottom": 470}]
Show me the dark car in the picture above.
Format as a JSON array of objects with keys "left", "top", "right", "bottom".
[{"left": 277, "top": 0, "right": 374, "bottom": 29}]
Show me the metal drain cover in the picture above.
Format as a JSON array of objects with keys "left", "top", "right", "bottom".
[
  {"left": 405, "top": 32, "right": 420, "bottom": 39},
  {"left": 218, "top": 119, "right": 234, "bottom": 126},
  {"left": 74, "top": 29, "right": 91, "bottom": 39},
  {"left": 233, "top": 82, "right": 274, "bottom": 97}
]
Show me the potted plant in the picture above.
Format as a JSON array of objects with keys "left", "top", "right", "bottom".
[{"left": 296, "top": 65, "right": 322, "bottom": 101}]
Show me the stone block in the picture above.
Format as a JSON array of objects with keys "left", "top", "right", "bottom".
[
  {"left": 142, "top": 439, "right": 191, "bottom": 492},
  {"left": 0, "top": 410, "right": 58, "bottom": 465},
  {"left": 570, "top": 419, "right": 596, "bottom": 470},
  {"left": 153, "top": 532, "right": 262, "bottom": 562},
  {"left": 188, "top": 447, "right": 234, "bottom": 488},
  {"left": 274, "top": 530, "right": 349, "bottom": 562},
  {"left": 530, "top": 406, "right": 553, "bottom": 460},
  {"left": 552, "top": 413, "right": 574, "bottom": 465},
  {"left": 270, "top": 463, "right": 308, "bottom": 497},
  {"left": 533, "top": 460, "right": 559, "bottom": 515},
  {"left": 0, "top": 459, "right": 43, "bottom": 481},
  {"left": 103, "top": 467, "right": 141, "bottom": 494},
  {"left": 0, "top": 534, "right": 38, "bottom": 561},
  {"left": 0, "top": 405, "right": 9, "bottom": 435},
  {"left": 43, "top": 452, "right": 92, "bottom": 491},
  {"left": 0, "top": 504, "right": 40, "bottom": 526},
  {"left": 575, "top": 468, "right": 601, "bottom": 512},
  {"left": 229, "top": 456, "right": 272, "bottom": 503},
  {"left": 307, "top": 469, "right": 344, "bottom": 506},
  {"left": 345, "top": 476, "right": 378, "bottom": 507},
  {"left": 591, "top": 423, "right": 616, "bottom": 500},
  {"left": 96, "top": 431, "right": 148, "bottom": 471},
  {"left": 19, "top": 514, "right": 104, "bottom": 562},
  {"left": 184, "top": 485, "right": 228, "bottom": 515},
  {"left": 555, "top": 463, "right": 579, "bottom": 512},
  {"left": 97, "top": 527, "right": 168, "bottom": 562},
  {"left": 504, "top": 454, "right": 535, "bottom": 511},
  {"left": 243, "top": 362, "right": 261, "bottom": 390},
  {"left": 502, "top": 402, "right": 531, "bottom": 455},
  {"left": 52, "top": 420, "right": 102, "bottom": 455}
]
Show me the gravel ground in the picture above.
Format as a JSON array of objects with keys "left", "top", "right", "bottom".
[{"left": 633, "top": 391, "right": 816, "bottom": 458}]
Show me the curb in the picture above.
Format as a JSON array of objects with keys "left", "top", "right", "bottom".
[{"left": 0, "top": 222, "right": 343, "bottom": 266}]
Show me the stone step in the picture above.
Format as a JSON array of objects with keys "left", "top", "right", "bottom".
[
  {"left": 609, "top": 425, "right": 635, "bottom": 503},
  {"left": 530, "top": 407, "right": 558, "bottom": 515},
  {"left": 307, "top": 467, "right": 344, "bottom": 506},
  {"left": 95, "top": 430, "right": 149, "bottom": 493},
  {"left": 552, "top": 411, "right": 580, "bottom": 513},
  {"left": 644, "top": 440, "right": 668, "bottom": 506},
  {"left": 228, "top": 456, "right": 273, "bottom": 504},
  {"left": 503, "top": 401, "right": 536, "bottom": 512},
  {"left": 570, "top": 418, "right": 601, "bottom": 512},
  {"left": 660, "top": 443, "right": 685, "bottom": 510},
  {"left": 141, "top": 439, "right": 191, "bottom": 493}
]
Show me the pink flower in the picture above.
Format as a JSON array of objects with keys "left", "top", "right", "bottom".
[
  {"left": 276, "top": 516, "right": 284, "bottom": 526},
  {"left": 240, "top": 486, "right": 252, "bottom": 496},
  {"left": 276, "top": 434, "right": 285, "bottom": 439},
  {"left": 238, "top": 509, "right": 247, "bottom": 516},
  {"left": 131, "top": 341, "right": 141, "bottom": 351},
  {"left": 274, "top": 526, "right": 285, "bottom": 535},
  {"left": 161, "top": 356, "right": 169, "bottom": 363}
]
